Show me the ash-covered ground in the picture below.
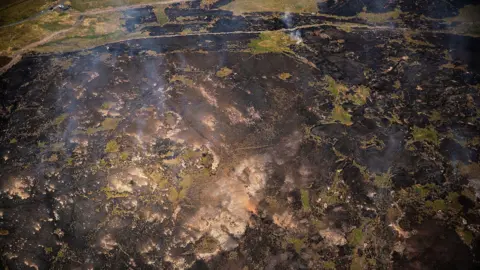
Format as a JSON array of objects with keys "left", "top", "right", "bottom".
[{"left": 1, "top": 1, "right": 480, "bottom": 269}]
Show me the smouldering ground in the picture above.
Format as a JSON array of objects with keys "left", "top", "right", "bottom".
[{"left": 1, "top": 0, "right": 480, "bottom": 269}]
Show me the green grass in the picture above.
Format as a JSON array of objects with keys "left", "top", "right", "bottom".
[
  {"left": 248, "top": 31, "right": 296, "bottom": 54},
  {"left": 373, "top": 170, "right": 392, "bottom": 189},
  {"left": 216, "top": 67, "right": 233, "bottom": 78},
  {"left": 0, "top": 11, "right": 76, "bottom": 53},
  {"left": 350, "top": 85, "right": 370, "bottom": 105},
  {"left": 357, "top": 8, "right": 401, "bottom": 23},
  {"left": 300, "top": 189, "right": 311, "bottom": 211},
  {"left": 325, "top": 75, "right": 348, "bottom": 99},
  {"left": 170, "top": 74, "right": 195, "bottom": 87},
  {"left": 426, "top": 199, "right": 446, "bottom": 211},
  {"left": 287, "top": 237, "right": 305, "bottom": 253},
  {"left": 347, "top": 228, "right": 364, "bottom": 246},
  {"left": 70, "top": 0, "right": 171, "bottom": 11},
  {"left": 412, "top": 126, "right": 439, "bottom": 146},
  {"left": 221, "top": 0, "right": 318, "bottom": 15},
  {"left": 153, "top": 4, "right": 169, "bottom": 26},
  {"left": 0, "top": 0, "right": 54, "bottom": 26},
  {"left": 278, "top": 72, "right": 292, "bottom": 80},
  {"left": 323, "top": 261, "right": 336, "bottom": 270},
  {"left": 87, "top": 118, "right": 120, "bottom": 134},
  {"left": 101, "top": 186, "right": 129, "bottom": 199},
  {"left": 331, "top": 104, "right": 352, "bottom": 126},
  {"left": 105, "top": 140, "right": 119, "bottom": 153}
]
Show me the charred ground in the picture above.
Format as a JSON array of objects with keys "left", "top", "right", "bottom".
[{"left": 1, "top": 0, "right": 480, "bottom": 269}]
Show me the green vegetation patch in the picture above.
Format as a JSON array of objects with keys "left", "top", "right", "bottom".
[
  {"left": 105, "top": 140, "right": 119, "bottom": 153},
  {"left": 348, "top": 227, "right": 364, "bottom": 246},
  {"left": 323, "top": 261, "right": 336, "bottom": 270},
  {"left": 37, "top": 141, "right": 47, "bottom": 148},
  {"left": 87, "top": 118, "right": 120, "bottom": 134},
  {"left": 350, "top": 85, "right": 370, "bottom": 105},
  {"left": 0, "top": 0, "right": 53, "bottom": 26},
  {"left": 101, "top": 186, "right": 129, "bottom": 199},
  {"left": 153, "top": 4, "right": 169, "bottom": 26},
  {"left": 318, "top": 170, "right": 349, "bottom": 207},
  {"left": 44, "top": 246, "right": 53, "bottom": 254},
  {"left": 216, "top": 67, "right": 233, "bottom": 78},
  {"left": 70, "top": 0, "right": 167, "bottom": 12},
  {"left": 456, "top": 227, "right": 474, "bottom": 245},
  {"left": 54, "top": 113, "right": 68, "bottom": 126},
  {"left": 325, "top": 75, "right": 348, "bottom": 99},
  {"left": 278, "top": 72, "right": 292, "bottom": 80},
  {"left": 221, "top": 0, "right": 318, "bottom": 15},
  {"left": 0, "top": 11, "right": 76, "bottom": 53},
  {"left": 403, "top": 31, "right": 435, "bottom": 47},
  {"left": 34, "top": 12, "right": 130, "bottom": 54},
  {"left": 360, "top": 135, "right": 385, "bottom": 150},
  {"left": 287, "top": 237, "right": 305, "bottom": 253},
  {"left": 300, "top": 189, "right": 311, "bottom": 211},
  {"left": 373, "top": 170, "right": 392, "bottom": 189},
  {"left": 357, "top": 8, "right": 401, "bottom": 23},
  {"left": 331, "top": 104, "right": 352, "bottom": 126},
  {"left": 248, "top": 31, "right": 296, "bottom": 54},
  {"left": 170, "top": 74, "right": 195, "bottom": 87},
  {"left": 120, "top": 151, "right": 129, "bottom": 161},
  {"left": 412, "top": 126, "right": 439, "bottom": 146},
  {"left": 168, "top": 187, "right": 179, "bottom": 202},
  {"left": 425, "top": 199, "right": 446, "bottom": 211},
  {"left": 150, "top": 171, "right": 168, "bottom": 188},
  {"left": 394, "top": 80, "right": 401, "bottom": 89}
]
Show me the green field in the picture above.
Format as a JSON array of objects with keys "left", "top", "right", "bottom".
[
  {"left": 221, "top": 0, "right": 318, "bottom": 15},
  {"left": 70, "top": 0, "right": 171, "bottom": 11},
  {"left": 0, "top": 0, "right": 55, "bottom": 26}
]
